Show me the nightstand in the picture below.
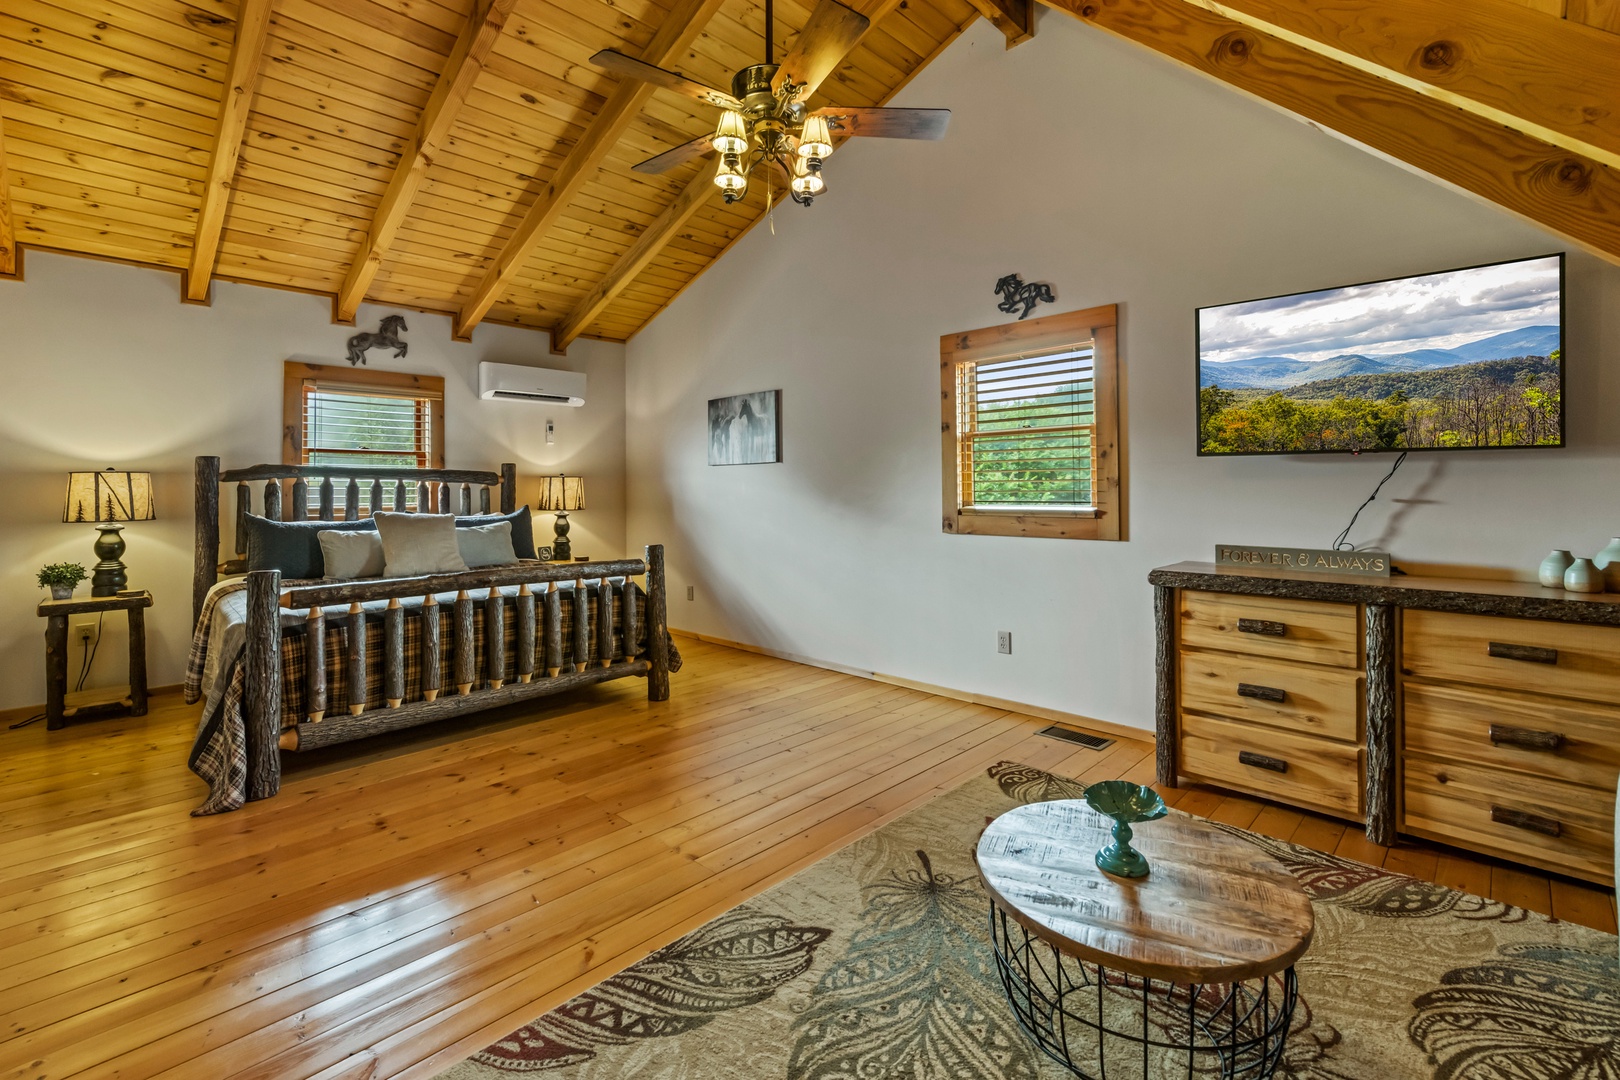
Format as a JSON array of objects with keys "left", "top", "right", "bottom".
[{"left": 36, "top": 591, "right": 153, "bottom": 729}]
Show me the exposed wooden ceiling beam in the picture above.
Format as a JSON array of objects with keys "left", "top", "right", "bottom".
[
  {"left": 0, "top": 114, "right": 16, "bottom": 278},
  {"left": 550, "top": 163, "right": 721, "bottom": 352},
  {"left": 184, "top": 0, "right": 274, "bottom": 304},
  {"left": 451, "top": 0, "right": 729, "bottom": 340},
  {"left": 550, "top": 0, "right": 909, "bottom": 351},
  {"left": 1042, "top": 0, "right": 1620, "bottom": 265},
  {"left": 964, "top": 0, "right": 1036, "bottom": 47},
  {"left": 1201, "top": 0, "right": 1620, "bottom": 171},
  {"left": 333, "top": 0, "right": 519, "bottom": 325}
]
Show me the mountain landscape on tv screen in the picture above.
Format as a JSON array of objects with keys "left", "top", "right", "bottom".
[
  {"left": 1198, "top": 325, "right": 1562, "bottom": 391},
  {"left": 1198, "top": 324, "right": 1562, "bottom": 453}
]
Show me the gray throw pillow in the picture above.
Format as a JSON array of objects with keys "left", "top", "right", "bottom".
[
  {"left": 455, "top": 507, "right": 537, "bottom": 560},
  {"left": 374, "top": 513, "right": 468, "bottom": 577},
  {"left": 318, "top": 529, "right": 386, "bottom": 579},
  {"left": 458, "top": 520, "right": 518, "bottom": 569},
  {"left": 244, "top": 514, "right": 375, "bottom": 579}
]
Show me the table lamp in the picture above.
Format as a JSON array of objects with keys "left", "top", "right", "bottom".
[
  {"left": 536, "top": 473, "right": 584, "bottom": 561},
  {"left": 64, "top": 469, "right": 155, "bottom": 596}
]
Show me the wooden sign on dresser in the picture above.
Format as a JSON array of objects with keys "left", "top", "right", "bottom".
[{"left": 1151, "top": 562, "right": 1620, "bottom": 886}]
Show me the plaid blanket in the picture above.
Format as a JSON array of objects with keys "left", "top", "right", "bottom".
[{"left": 186, "top": 579, "right": 674, "bottom": 816}]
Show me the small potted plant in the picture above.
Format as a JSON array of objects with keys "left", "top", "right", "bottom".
[{"left": 37, "top": 563, "right": 87, "bottom": 601}]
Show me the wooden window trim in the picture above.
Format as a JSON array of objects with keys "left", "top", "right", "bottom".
[
  {"left": 281, "top": 360, "right": 446, "bottom": 469},
  {"left": 940, "top": 303, "right": 1123, "bottom": 541}
]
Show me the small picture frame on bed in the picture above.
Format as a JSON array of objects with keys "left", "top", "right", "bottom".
[
  {"left": 538, "top": 545, "right": 554, "bottom": 561},
  {"left": 708, "top": 389, "right": 782, "bottom": 465}
]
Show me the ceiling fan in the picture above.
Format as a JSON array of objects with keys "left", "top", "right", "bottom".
[{"left": 589, "top": 0, "right": 950, "bottom": 206}]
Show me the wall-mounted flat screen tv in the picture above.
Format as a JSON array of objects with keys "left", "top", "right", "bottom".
[{"left": 1196, "top": 253, "right": 1564, "bottom": 455}]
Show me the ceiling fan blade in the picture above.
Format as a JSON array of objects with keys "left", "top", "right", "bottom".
[
  {"left": 813, "top": 106, "right": 951, "bottom": 139},
  {"left": 632, "top": 133, "right": 718, "bottom": 175},
  {"left": 590, "top": 50, "right": 742, "bottom": 110},
  {"left": 776, "top": 0, "right": 870, "bottom": 96}
]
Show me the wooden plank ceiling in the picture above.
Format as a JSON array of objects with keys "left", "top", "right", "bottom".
[
  {"left": 0, "top": 0, "right": 1613, "bottom": 346},
  {"left": 0, "top": 0, "right": 979, "bottom": 342}
]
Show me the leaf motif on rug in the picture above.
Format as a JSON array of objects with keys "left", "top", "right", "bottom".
[
  {"left": 1409, "top": 943, "right": 1620, "bottom": 1080},
  {"left": 786, "top": 849, "right": 1039, "bottom": 1080},
  {"left": 986, "top": 761, "right": 1087, "bottom": 805},
  {"left": 471, "top": 907, "right": 830, "bottom": 1073},
  {"left": 1208, "top": 823, "right": 1521, "bottom": 922}
]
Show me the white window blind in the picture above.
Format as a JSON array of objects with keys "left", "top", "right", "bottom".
[
  {"left": 300, "top": 380, "right": 439, "bottom": 512},
  {"left": 956, "top": 343, "right": 1095, "bottom": 509}
]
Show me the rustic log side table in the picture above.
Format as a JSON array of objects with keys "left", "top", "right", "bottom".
[
  {"left": 975, "top": 800, "right": 1314, "bottom": 1080},
  {"left": 36, "top": 591, "right": 153, "bottom": 730}
]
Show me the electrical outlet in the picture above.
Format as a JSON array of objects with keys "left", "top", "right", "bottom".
[
  {"left": 686, "top": 585, "right": 695, "bottom": 601},
  {"left": 75, "top": 622, "right": 97, "bottom": 645},
  {"left": 997, "top": 631, "right": 1012, "bottom": 655}
]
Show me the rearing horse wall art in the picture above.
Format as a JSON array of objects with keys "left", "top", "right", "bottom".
[
  {"left": 995, "top": 274, "right": 1056, "bottom": 321},
  {"left": 346, "top": 315, "right": 408, "bottom": 366}
]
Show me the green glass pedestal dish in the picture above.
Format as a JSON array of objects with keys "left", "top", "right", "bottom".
[{"left": 1084, "top": 780, "right": 1168, "bottom": 878}]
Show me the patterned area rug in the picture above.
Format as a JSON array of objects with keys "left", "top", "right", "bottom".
[{"left": 436, "top": 763, "right": 1619, "bottom": 1079}]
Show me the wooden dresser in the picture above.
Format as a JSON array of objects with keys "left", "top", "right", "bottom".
[{"left": 1151, "top": 563, "right": 1620, "bottom": 886}]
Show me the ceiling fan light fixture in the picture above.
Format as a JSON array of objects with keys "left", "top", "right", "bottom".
[
  {"left": 798, "top": 114, "right": 833, "bottom": 158},
  {"left": 790, "top": 156, "right": 824, "bottom": 199},
  {"left": 715, "top": 158, "right": 748, "bottom": 199},
  {"left": 712, "top": 110, "right": 749, "bottom": 155}
]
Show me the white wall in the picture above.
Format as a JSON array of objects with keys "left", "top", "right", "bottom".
[
  {"left": 0, "top": 253, "right": 626, "bottom": 710},
  {"left": 625, "top": 14, "right": 1620, "bottom": 733}
]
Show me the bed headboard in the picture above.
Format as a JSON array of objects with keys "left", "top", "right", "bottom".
[{"left": 193, "top": 456, "right": 518, "bottom": 627}]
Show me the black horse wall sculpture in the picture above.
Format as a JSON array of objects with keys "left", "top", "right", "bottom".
[
  {"left": 346, "top": 315, "right": 408, "bottom": 366},
  {"left": 995, "top": 274, "right": 1056, "bottom": 321}
]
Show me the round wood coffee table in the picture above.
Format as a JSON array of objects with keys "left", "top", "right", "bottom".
[{"left": 975, "top": 799, "right": 1314, "bottom": 1080}]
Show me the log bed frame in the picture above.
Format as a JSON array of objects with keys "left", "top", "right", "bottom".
[{"left": 192, "top": 456, "right": 671, "bottom": 797}]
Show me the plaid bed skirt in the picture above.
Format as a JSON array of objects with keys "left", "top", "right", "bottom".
[{"left": 190, "top": 581, "right": 677, "bottom": 816}]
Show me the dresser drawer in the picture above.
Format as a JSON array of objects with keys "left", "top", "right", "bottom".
[
  {"left": 1180, "top": 651, "right": 1362, "bottom": 743},
  {"left": 1403, "top": 756, "right": 1615, "bottom": 885},
  {"left": 1403, "top": 682, "right": 1620, "bottom": 791},
  {"left": 1403, "top": 610, "right": 1620, "bottom": 704},
  {"left": 1180, "top": 592, "right": 1360, "bottom": 669},
  {"left": 1179, "top": 713, "right": 1363, "bottom": 818}
]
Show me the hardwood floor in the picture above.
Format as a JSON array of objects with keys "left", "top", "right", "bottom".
[{"left": 0, "top": 636, "right": 1613, "bottom": 1080}]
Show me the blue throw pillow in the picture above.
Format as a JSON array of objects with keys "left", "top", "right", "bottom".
[
  {"left": 244, "top": 515, "right": 375, "bottom": 579},
  {"left": 456, "top": 507, "right": 536, "bottom": 561}
]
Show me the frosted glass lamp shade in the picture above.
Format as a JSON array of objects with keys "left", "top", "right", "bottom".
[
  {"left": 536, "top": 474, "right": 584, "bottom": 512},
  {"left": 64, "top": 470, "right": 156, "bottom": 523}
]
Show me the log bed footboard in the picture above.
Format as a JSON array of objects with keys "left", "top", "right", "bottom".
[{"left": 240, "top": 549, "right": 672, "bottom": 796}]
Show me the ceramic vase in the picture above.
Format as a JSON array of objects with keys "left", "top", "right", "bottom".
[
  {"left": 48, "top": 585, "right": 72, "bottom": 601},
  {"left": 1564, "top": 558, "right": 1604, "bottom": 594},
  {"left": 1593, "top": 537, "right": 1620, "bottom": 592},
  {"left": 1539, "top": 549, "right": 1574, "bottom": 588}
]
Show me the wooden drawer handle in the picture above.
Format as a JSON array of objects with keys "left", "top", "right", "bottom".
[
  {"left": 1238, "top": 750, "right": 1288, "bottom": 773},
  {"left": 1237, "top": 682, "right": 1287, "bottom": 703},
  {"left": 1487, "top": 641, "right": 1558, "bottom": 665},
  {"left": 1490, "top": 806, "right": 1562, "bottom": 837},
  {"left": 1237, "top": 618, "right": 1287, "bottom": 637},
  {"left": 1488, "top": 724, "right": 1566, "bottom": 752}
]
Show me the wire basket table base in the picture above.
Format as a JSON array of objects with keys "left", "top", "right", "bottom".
[{"left": 989, "top": 905, "right": 1297, "bottom": 1080}]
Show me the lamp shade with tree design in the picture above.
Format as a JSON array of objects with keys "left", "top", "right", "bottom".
[
  {"left": 64, "top": 469, "right": 155, "bottom": 595},
  {"left": 535, "top": 474, "right": 583, "bottom": 560}
]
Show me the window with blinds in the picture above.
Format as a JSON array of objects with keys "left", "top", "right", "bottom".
[
  {"left": 940, "top": 304, "right": 1121, "bottom": 541},
  {"left": 956, "top": 344, "right": 1095, "bottom": 509},
  {"left": 283, "top": 362, "right": 446, "bottom": 516}
]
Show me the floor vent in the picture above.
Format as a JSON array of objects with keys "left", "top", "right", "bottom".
[{"left": 1037, "top": 725, "right": 1114, "bottom": 750}]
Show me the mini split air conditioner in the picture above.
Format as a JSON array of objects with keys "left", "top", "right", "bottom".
[{"left": 478, "top": 362, "right": 587, "bottom": 406}]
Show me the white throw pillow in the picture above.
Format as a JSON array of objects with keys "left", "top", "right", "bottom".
[
  {"left": 373, "top": 512, "right": 468, "bottom": 577},
  {"left": 317, "top": 529, "right": 385, "bottom": 579},
  {"left": 458, "top": 520, "right": 518, "bottom": 569}
]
